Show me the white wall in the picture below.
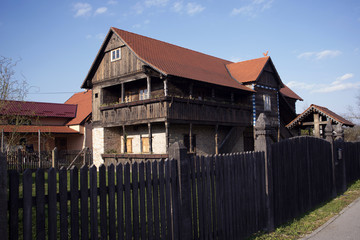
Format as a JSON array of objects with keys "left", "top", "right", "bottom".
[{"left": 92, "top": 127, "right": 104, "bottom": 167}]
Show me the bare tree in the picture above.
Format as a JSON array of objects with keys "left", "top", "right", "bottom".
[{"left": 0, "top": 56, "right": 31, "bottom": 151}]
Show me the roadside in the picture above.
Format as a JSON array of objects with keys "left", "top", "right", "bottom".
[{"left": 248, "top": 179, "right": 360, "bottom": 240}]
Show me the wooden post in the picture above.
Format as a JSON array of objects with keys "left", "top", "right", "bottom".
[
  {"left": 313, "top": 113, "right": 320, "bottom": 138},
  {"left": 169, "top": 142, "right": 192, "bottom": 239},
  {"left": 189, "top": 123, "right": 193, "bottom": 153},
  {"left": 38, "top": 129, "right": 41, "bottom": 168},
  {"left": 254, "top": 113, "right": 274, "bottom": 232},
  {"left": 163, "top": 78, "right": 168, "bottom": 97},
  {"left": 121, "top": 83, "right": 125, "bottom": 103},
  {"left": 122, "top": 125, "right": 127, "bottom": 153},
  {"left": 147, "top": 76, "right": 151, "bottom": 99},
  {"left": 1, "top": 129, "right": 3, "bottom": 153},
  {"left": 52, "top": 147, "right": 58, "bottom": 169},
  {"left": 215, "top": 125, "right": 219, "bottom": 155},
  {"left": 0, "top": 152, "right": 7, "bottom": 240},
  {"left": 165, "top": 122, "right": 169, "bottom": 152},
  {"left": 148, "top": 123, "right": 153, "bottom": 153},
  {"left": 325, "top": 122, "right": 337, "bottom": 197},
  {"left": 334, "top": 124, "right": 347, "bottom": 193},
  {"left": 189, "top": 83, "right": 193, "bottom": 99},
  {"left": 17, "top": 149, "right": 22, "bottom": 172}
]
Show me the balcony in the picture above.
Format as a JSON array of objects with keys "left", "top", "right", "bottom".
[{"left": 100, "top": 96, "right": 252, "bottom": 126}]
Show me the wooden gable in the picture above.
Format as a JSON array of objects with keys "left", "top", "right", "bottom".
[
  {"left": 256, "top": 60, "right": 283, "bottom": 89},
  {"left": 86, "top": 30, "right": 145, "bottom": 86}
]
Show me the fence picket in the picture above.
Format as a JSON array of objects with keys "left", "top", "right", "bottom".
[
  {"left": 132, "top": 162, "right": 139, "bottom": 240},
  {"left": 165, "top": 160, "right": 172, "bottom": 240},
  {"left": 153, "top": 161, "right": 160, "bottom": 240},
  {"left": 108, "top": 164, "right": 116, "bottom": 240},
  {"left": 80, "top": 165, "right": 89, "bottom": 240},
  {"left": 89, "top": 165, "right": 98, "bottom": 240},
  {"left": 70, "top": 166, "right": 79, "bottom": 240},
  {"left": 48, "top": 168, "right": 57, "bottom": 240},
  {"left": 146, "top": 161, "right": 154, "bottom": 240},
  {"left": 9, "top": 170, "right": 19, "bottom": 240},
  {"left": 124, "top": 163, "right": 132, "bottom": 240},
  {"left": 139, "top": 162, "right": 147, "bottom": 240},
  {"left": 159, "top": 160, "right": 166, "bottom": 240},
  {"left": 116, "top": 163, "right": 125, "bottom": 240},
  {"left": 23, "top": 169, "right": 32, "bottom": 240},
  {"left": 99, "top": 164, "right": 108, "bottom": 240},
  {"left": 59, "top": 167, "right": 68, "bottom": 240}
]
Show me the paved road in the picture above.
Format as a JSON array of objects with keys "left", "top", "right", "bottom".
[{"left": 301, "top": 197, "right": 360, "bottom": 240}]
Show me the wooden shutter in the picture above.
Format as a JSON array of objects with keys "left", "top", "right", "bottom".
[
  {"left": 126, "top": 138, "right": 133, "bottom": 153},
  {"left": 142, "top": 137, "right": 149, "bottom": 153}
]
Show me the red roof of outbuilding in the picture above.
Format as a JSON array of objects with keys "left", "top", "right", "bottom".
[
  {"left": 286, "top": 104, "right": 354, "bottom": 128},
  {"left": 0, "top": 125, "right": 79, "bottom": 133},
  {"left": 65, "top": 90, "right": 92, "bottom": 125},
  {"left": 0, "top": 100, "right": 77, "bottom": 118}
]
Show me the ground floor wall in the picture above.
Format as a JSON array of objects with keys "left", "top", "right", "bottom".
[{"left": 92, "top": 127, "right": 104, "bottom": 167}]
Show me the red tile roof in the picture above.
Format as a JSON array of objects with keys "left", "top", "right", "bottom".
[
  {"left": 65, "top": 90, "right": 92, "bottom": 125},
  {"left": 111, "top": 28, "right": 253, "bottom": 92},
  {"left": 0, "top": 125, "right": 79, "bottom": 133},
  {"left": 0, "top": 100, "right": 77, "bottom": 118},
  {"left": 226, "top": 57, "right": 269, "bottom": 83},
  {"left": 280, "top": 85, "right": 303, "bottom": 101},
  {"left": 286, "top": 104, "right": 354, "bottom": 128}
]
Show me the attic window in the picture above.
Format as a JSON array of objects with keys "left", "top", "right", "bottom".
[
  {"left": 263, "top": 94, "right": 271, "bottom": 111},
  {"left": 111, "top": 48, "right": 121, "bottom": 62}
]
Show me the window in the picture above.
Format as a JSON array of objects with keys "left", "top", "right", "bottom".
[
  {"left": 141, "top": 137, "right": 150, "bottom": 153},
  {"left": 139, "top": 88, "right": 148, "bottom": 100},
  {"left": 111, "top": 48, "right": 121, "bottom": 62},
  {"left": 263, "top": 94, "right": 271, "bottom": 111},
  {"left": 126, "top": 138, "right": 133, "bottom": 153}
]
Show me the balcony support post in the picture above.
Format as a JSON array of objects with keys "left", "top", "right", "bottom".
[
  {"left": 165, "top": 121, "right": 169, "bottom": 152},
  {"left": 147, "top": 75, "right": 151, "bottom": 99},
  {"left": 189, "top": 123, "right": 193, "bottom": 153},
  {"left": 215, "top": 124, "right": 219, "bottom": 155},
  {"left": 148, "top": 122, "right": 153, "bottom": 153},
  {"left": 121, "top": 83, "right": 125, "bottom": 103},
  {"left": 122, "top": 125, "right": 127, "bottom": 153},
  {"left": 163, "top": 78, "right": 168, "bottom": 96}
]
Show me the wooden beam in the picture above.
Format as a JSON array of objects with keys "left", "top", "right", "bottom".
[
  {"left": 121, "top": 83, "right": 124, "bottom": 103},
  {"left": 301, "top": 121, "right": 331, "bottom": 126},
  {"left": 314, "top": 113, "right": 320, "bottom": 138},
  {"left": 147, "top": 75, "right": 151, "bottom": 99},
  {"left": 215, "top": 125, "right": 219, "bottom": 155},
  {"left": 148, "top": 123, "right": 152, "bottom": 153},
  {"left": 163, "top": 78, "right": 168, "bottom": 97},
  {"left": 189, "top": 123, "right": 193, "bottom": 152},
  {"left": 122, "top": 125, "right": 127, "bottom": 153},
  {"left": 165, "top": 121, "right": 169, "bottom": 152}
]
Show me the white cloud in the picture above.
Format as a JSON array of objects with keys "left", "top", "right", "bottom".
[
  {"left": 286, "top": 73, "right": 359, "bottom": 94},
  {"left": 94, "top": 7, "right": 108, "bottom": 15},
  {"left": 73, "top": 3, "right": 92, "bottom": 17},
  {"left": 297, "top": 50, "right": 342, "bottom": 60},
  {"left": 95, "top": 33, "right": 106, "bottom": 40},
  {"left": 186, "top": 2, "right": 205, "bottom": 15},
  {"left": 107, "top": 0, "right": 117, "bottom": 5},
  {"left": 145, "top": 0, "right": 169, "bottom": 7},
  {"left": 231, "top": 0, "right": 273, "bottom": 17},
  {"left": 172, "top": 1, "right": 205, "bottom": 15}
]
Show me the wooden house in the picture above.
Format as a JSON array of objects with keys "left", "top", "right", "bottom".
[
  {"left": 81, "top": 27, "right": 302, "bottom": 166},
  {"left": 0, "top": 90, "right": 92, "bottom": 152}
]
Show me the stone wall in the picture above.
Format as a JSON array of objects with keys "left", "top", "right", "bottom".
[{"left": 92, "top": 127, "right": 104, "bottom": 167}]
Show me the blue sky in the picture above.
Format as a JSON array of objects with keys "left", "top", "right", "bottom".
[{"left": 1, "top": 0, "right": 360, "bottom": 117}]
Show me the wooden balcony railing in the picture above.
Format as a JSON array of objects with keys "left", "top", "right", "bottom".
[{"left": 100, "top": 97, "right": 252, "bottom": 126}]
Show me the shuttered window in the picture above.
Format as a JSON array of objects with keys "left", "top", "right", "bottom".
[
  {"left": 142, "top": 137, "right": 149, "bottom": 153},
  {"left": 126, "top": 138, "right": 133, "bottom": 153}
]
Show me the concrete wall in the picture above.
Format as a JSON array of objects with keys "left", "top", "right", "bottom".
[{"left": 92, "top": 127, "right": 104, "bottom": 167}]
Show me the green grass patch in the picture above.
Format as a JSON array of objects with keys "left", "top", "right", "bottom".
[{"left": 248, "top": 179, "right": 360, "bottom": 240}]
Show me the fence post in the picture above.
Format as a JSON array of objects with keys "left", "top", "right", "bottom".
[
  {"left": 17, "top": 148, "right": 22, "bottom": 172},
  {"left": 169, "top": 142, "right": 192, "bottom": 240},
  {"left": 325, "top": 122, "right": 337, "bottom": 197},
  {"left": 0, "top": 152, "right": 7, "bottom": 240},
  {"left": 334, "top": 124, "right": 347, "bottom": 193},
  {"left": 52, "top": 147, "right": 58, "bottom": 169},
  {"left": 254, "top": 113, "right": 274, "bottom": 232}
]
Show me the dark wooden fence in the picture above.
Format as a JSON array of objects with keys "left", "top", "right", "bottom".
[{"left": 2, "top": 137, "right": 360, "bottom": 240}]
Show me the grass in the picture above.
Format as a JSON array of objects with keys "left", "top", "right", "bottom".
[{"left": 248, "top": 179, "right": 360, "bottom": 240}]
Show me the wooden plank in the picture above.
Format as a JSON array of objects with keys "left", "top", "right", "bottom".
[
  {"left": 59, "top": 167, "right": 68, "bottom": 240},
  {"left": 116, "top": 163, "right": 125, "bottom": 240},
  {"left": 36, "top": 168, "right": 45, "bottom": 240},
  {"left": 9, "top": 170, "right": 19, "bottom": 240},
  {"left": 124, "top": 163, "right": 132, "bottom": 240},
  {"left": 205, "top": 156, "right": 212, "bottom": 240},
  {"left": 108, "top": 164, "right": 116, "bottom": 240},
  {"left": 139, "top": 162, "right": 147, "bottom": 240},
  {"left": 196, "top": 156, "right": 204, "bottom": 239},
  {"left": 80, "top": 165, "right": 89, "bottom": 240},
  {"left": 146, "top": 161, "right": 154, "bottom": 240},
  {"left": 159, "top": 160, "right": 166, "bottom": 240},
  {"left": 48, "top": 168, "right": 57, "bottom": 240},
  {"left": 70, "top": 166, "right": 79, "bottom": 240},
  {"left": 89, "top": 165, "right": 98, "bottom": 240},
  {"left": 165, "top": 160, "right": 172, "bottom": 240},
  {"left": 99, "top": 164, "right": 108, "bottom": 239},
  {"left": 190, "top": 155, "right": 198, "bottom": 240},
  {"left": 171, "top": 159, "right": 180, "bottom": 240},
  {"left": 153, "top": 161, "right": 160, "bottom": 240},
  {"left": 23, "top": 169, "right": 32, "bottom": 240},
  {"left": 132, "top": 162, "right": 140, "bottom": 240},
  {"left": 215, "top": 154, "right": 224, "bottom": 239},
  {"left": 210, "top": 155, "right": 216, "bottom": 240}
]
